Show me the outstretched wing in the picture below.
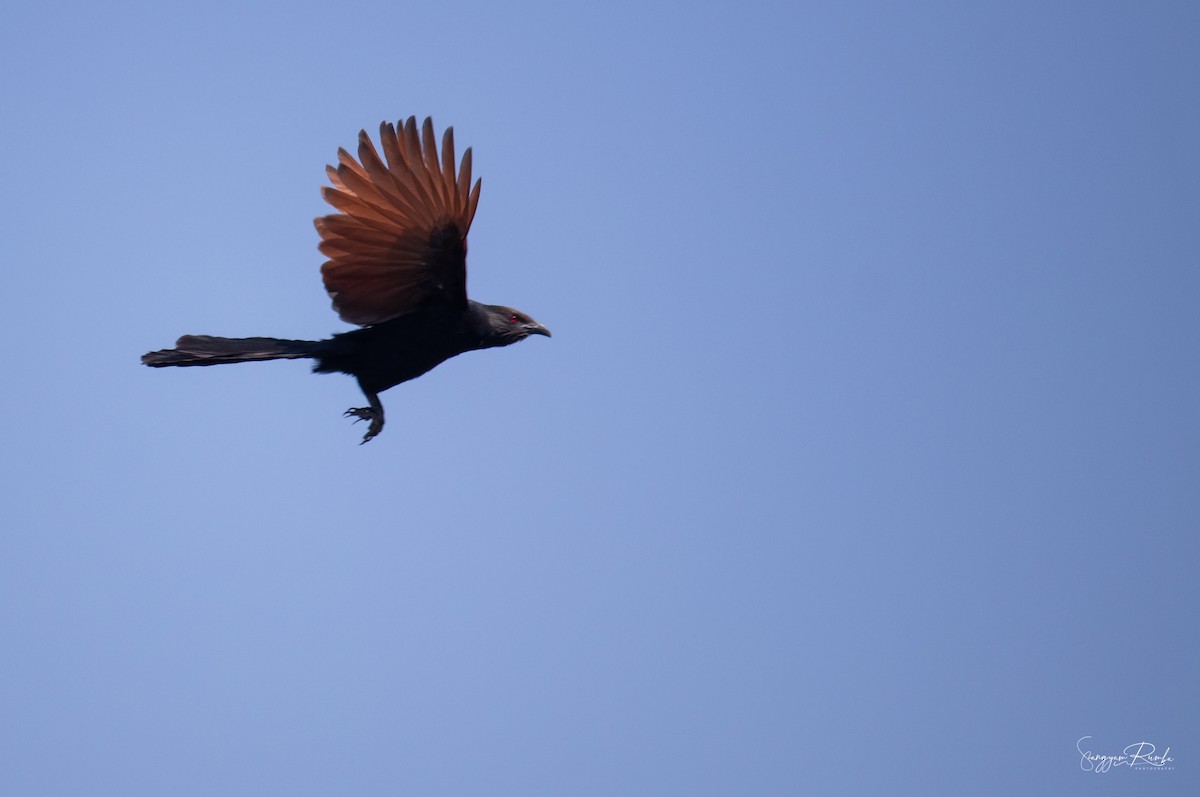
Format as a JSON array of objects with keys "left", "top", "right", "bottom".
[{"left": 315, "top": 117, "right": 482, "bottom": 326}]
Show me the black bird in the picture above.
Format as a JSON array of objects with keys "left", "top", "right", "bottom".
[{"left": 143, "top": 117, "right": 550, "bottom": 443}]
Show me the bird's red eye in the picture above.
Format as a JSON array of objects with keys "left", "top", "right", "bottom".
[{"left": 509, "top": 314, "right": 520, "bottom": 324}]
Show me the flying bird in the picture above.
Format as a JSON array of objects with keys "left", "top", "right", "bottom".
[{"left": 143, "top": 117, "right": 550, "bottom": 443}]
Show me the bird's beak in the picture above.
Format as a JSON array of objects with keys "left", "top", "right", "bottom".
[{"left": 525, "top": 322, "right": 552, "bottom": 338}]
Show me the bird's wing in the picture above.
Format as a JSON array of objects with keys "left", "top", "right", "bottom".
[{"left": 315, "top": 117, "right": 482, "bottom": 326}]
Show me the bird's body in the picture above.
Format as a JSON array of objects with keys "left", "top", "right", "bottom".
[
  {"left": 143, "top": 118, "right": 549, "bottom": 442},
  {"left": 317, "top": 301, "right": 526, "bottom": 393}
]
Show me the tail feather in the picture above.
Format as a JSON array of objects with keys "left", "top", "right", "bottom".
[{"left": 142, "top": 335, "right": 322, "bottom": 367}]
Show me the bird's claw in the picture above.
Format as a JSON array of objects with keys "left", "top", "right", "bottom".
[
  {"left": 344, "top": 408, "right": 371, "bottom": 424},
  {"left": 344, "top": 408, "right": 383, "bottom": 444}
]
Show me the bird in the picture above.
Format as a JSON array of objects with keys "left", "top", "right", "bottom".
[{"left": 143, "top": 117, "right": 550, "bottom": 443}]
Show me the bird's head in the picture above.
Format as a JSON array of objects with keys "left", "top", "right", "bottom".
[{"left": 482, "top": 304, "right": 552, "bottom": 346}]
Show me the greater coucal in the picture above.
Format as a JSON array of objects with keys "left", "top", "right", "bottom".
[{"left": 143, "top": 117, "right": 550, "bottom": 443}]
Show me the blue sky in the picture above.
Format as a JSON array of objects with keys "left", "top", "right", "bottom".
[{"left": 1, "top": 1, "right": 1196, "bottom": 794}]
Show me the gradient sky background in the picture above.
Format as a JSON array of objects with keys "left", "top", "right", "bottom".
[{"left": 1, "top": 1, "right": 1196, "bottom": 794}]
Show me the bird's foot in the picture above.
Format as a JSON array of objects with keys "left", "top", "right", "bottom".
[{"left": 344, "top": 407, "right": 384, "bottom": 444}]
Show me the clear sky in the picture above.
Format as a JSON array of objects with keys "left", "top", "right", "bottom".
[{"left": 1, "top": 1, "right": 1196, "bottom": 794}]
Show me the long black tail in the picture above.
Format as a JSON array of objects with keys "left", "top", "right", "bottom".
[{"left": 142, "top": 335, "right": 324, "bottom": 367}]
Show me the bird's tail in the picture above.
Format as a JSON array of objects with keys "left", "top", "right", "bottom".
[{"left": 142, "top": 335, "right": 324, "bottom": 367}]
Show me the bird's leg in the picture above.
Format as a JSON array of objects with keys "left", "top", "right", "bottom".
[{"left": 343, "top": 389, "right": 385, "bottom": 444}]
